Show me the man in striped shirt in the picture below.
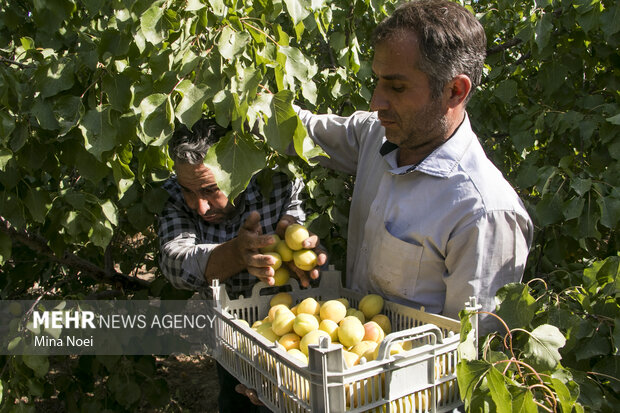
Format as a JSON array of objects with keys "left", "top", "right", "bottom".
[{"left": 157, "top": 118, "right": 324, "bottom": 412}]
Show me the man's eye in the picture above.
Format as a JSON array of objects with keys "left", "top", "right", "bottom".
[
  {"left": 201, "top": 188, "right": 217, "bottom": 195},
  {"left": 392, "top": 86, "right": 405, "bottom": 92}
]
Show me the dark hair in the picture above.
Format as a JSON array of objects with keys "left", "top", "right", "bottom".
[
  {"left": 373, "top": 0, "right": 486, "bottom": 103},
  {"left": 168, "top": 119, "right": 230, "bottom": 164}
]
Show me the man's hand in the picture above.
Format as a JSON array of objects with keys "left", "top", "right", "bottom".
[
  {"left": 235, "top": 384, "right": 264, "bottom": 406},
  {"left": 235, "top": 211, "right": 280, "bottom": 285},
  {"left": 276, "top": 216, "right": 328, "bottom": 288}
]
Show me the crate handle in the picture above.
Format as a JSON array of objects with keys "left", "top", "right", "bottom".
[
  {"left": 374, "top": 324, "right": 444, "bottom": 361},
  {"left": 249, "top": 276, "right": 303, "bottom": 298}
]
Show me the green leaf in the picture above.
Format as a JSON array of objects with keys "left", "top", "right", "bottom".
[
  {"left": 486, "top": 367, "right": 512, "bottom": 413},
  {"left": 536, "top": 193, "right": 564, "bottom": 226},
  {"left": 100, "top": 199, "right": 118, "bottom": 227},
  {"left": 597, "top": 195, "right": 620, "bottom": 229},
  {"left": 264, "top": 90, "right": 297, "bottom": 153},
  {"left": 141, "top": 1, "right": 166, "bottom": 45},
  {"left": 600, "top": 1, "right": 620, "bottom": 38},
  {"left": 511, "top": 387, "right": 538, "bottom": 413},
  {"left": 522, "top": 324, "right": 566, "bottom": 371},
  {"left": 0, "top": 111, "right": 15, "bottom": 141},
  {"left": 36, "top": 58, "right": 76, "bottom": 98},
  {"left": 208, "top": 0, "right": 227, "bottom": 16},
  {"left": 283, "top": 0, "right": 311, "bottom": 24},
  {"left": 494, "top": 79, "right": 518, "bottom": 104},
  {"left": 551, "top": 376, "right": 580, "bottom": 413},
  {"left": 24, "top": 188, "right": 50, "bottom": 223},
  {"left": 0, "top": 148, "right": 12, "bottom": 170},
  {"left": 217, "top": 26, "right": 251, "bottom": 60},
  {"left": 138, "top": 94, "right": 174, "bottom": 145},
  {"left": 53, "top": 95, "right": 84, "bottom": 136},
  {"left": 90, "top": 218, "right": 114, "bottom": 249},
  {"left": 174, "top": 80, "right": 210, "bottom": 129},
  {"left": 495, "top": 283, "right": 537, "bottom": 329},
  {"left": 534, "top": 12, "right": 553, "bottom": 52},
  {"left": 203, "top": 131, "right": 267, "bottom": 201},
  {"left": 563, "top": 197, "right": 585, "bottom": 221},
  {"left": 278, "top": 45, "right": 317, "bottom": 84},
  {"left": 457, "top": 360, "right": 492, "bottom": 405},
  {"left": 79, "top": 106, "right": 118, "bottom": 160},
  {"left": 22, "top": 355, "right": 49, "bottom": 378},
  {"left": 570, "top": 177, "right": 592, "bottom": 196},
  {"left": 0, "top": 231, "right": 11, "bottom": 266},
  {"left": 213, "top": 89, "right": 234, "bottom": 128},
  {"left": 606, "top": 114, "right": 620, "bottom": 125},
  {"left": 103, "top": 72, "right": 134, "bottom": 111}
]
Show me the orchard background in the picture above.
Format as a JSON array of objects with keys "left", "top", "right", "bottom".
[{"left": 0, "top": 0, "right": 618, "bottom": 411}]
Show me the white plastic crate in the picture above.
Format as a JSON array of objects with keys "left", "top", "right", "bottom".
[{"left": 207, "top": 268, "right": 479, "bottom": 413}]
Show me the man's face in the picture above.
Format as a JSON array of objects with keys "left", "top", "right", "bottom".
[
  {"left": 175, "top": 163, "right": 235, "bottom": 223},
  {"left": 370, "top": 31, "right": 449, "bottom": 157}
]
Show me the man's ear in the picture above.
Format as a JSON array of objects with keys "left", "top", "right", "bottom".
[{"left": 445, "top": 74, "right": 471, "bottom": 108}]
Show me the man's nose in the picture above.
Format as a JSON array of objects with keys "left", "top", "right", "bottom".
[
  {"left": 196, "top": 197, "right": 211, "bottom": 216},
  {"left": 370, "top": 88, "right": 388, "bottom": 112}
]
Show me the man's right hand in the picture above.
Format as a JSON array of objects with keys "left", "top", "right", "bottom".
[{"left": 235, "top": 211, "right": 279, "bottom": 285}]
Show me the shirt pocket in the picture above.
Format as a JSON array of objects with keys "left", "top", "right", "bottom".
[{"left": 368, "top": 224, "right": 423, "bottom": 299}]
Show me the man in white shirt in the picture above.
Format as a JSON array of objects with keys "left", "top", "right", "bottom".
[{"left": 295, "top": 0, "right": 533, "bottom": 333}]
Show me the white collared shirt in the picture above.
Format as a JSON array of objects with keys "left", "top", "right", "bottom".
[{"left": 296, "top": 107, "right": 533, "bottom": 332}]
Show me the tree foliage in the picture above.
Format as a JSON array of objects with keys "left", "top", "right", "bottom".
[{"left": 0, "top": 0, "right": 618, "bottom": 411}]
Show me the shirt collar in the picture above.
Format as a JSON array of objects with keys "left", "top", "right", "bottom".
[{"left": 380, "top": 114, "right": 475, "bottom": 178}]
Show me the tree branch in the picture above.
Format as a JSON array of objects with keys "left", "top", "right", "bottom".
[
  {"left": 0, "top": 56, "right": 35, "bottom": 69},
  {"left": 487, "top": 38, "right": 523, "bottom": 56},
  {"left": 0, "top": 216, "right": 150, "bottom": 290}
]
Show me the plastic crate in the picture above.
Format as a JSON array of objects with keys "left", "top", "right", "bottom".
[{"left": 206, "top": 268, "right": 480, "bottom": 413}]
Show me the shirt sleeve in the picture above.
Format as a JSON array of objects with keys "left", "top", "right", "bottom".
[
  {"left": 157, "top": 197, "right": 215, "bottom": 291},
  {"left": 294, "top": 105, "right": 374, "bottom": 175},
  {"left": 443, "top": 210, "right": 533, "bottom": 335},
  {"left": 282, "top": 177, "right": 306, "bottom": 223}
]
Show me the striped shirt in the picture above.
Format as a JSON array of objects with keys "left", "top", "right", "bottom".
[{"left": 158, "top": 171, "right": 305, "bottom": 298}]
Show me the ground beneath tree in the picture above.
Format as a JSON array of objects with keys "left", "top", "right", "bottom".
[{"left": 152, "top": 354, "right": 220, "bottom": 413}]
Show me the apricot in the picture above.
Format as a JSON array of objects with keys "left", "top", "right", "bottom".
[
  {"left": 342, "top": 350, "right": 360, "bottom": 368},
  {"left": 335, "top": 298, "right": 350, "bottom": 308},
  {"left": 337, "top": 316, "right": 365, "bottom": 348},
  {"left": 362, "top": 321, "right": 385, "bottom": 344},
  {"left": 293, "top": 249, "right": 318, "bottom": 271},
  {"left": 256, "top": 322, "right": 278, "bottom": 342},
  {"left": 351, "top": 340, "right": 378, "bottom": 361},
  {"left": 319, "top": 300, "right": 347, "bottom": 323},
  {"left": 275, "top": 240, "right": 294, "bottom": 262},
  {"left": 260, "top": 234, "right": 281, "bottom": 253},
  {"left": 358, "top": 294, "right": 384, "bottom": 319},
  {"left": 346, "top": 308, "right": 365, "bottom": 323},
  {"left": 285, "top": 223, "right": 309, "bottom": 251},
  {"left": 293, "top": 313, "right": 319, "bottom": 337},
  {"left": 278, "top": 333, "right": 301, "bottom": 351},
  {"left": 287, "top": 348, "right": 308, "bottom": 365},
  {"left": 296, "top": 297, "right": 320, "bottom": 315},
  {"left": 268, "top": 304, "right": 292, "bottom": 322},
  {"left": 318, "top": 319, "right": 339, "bottom": 342},
  {"left": 270, "top": 292, "right": 293, "bottom": 308},
  {"left": 272, "top": 310, "right": 296, "bottom": 336},
  {"left": 264, "top": 251, "right": 282, "bottom": 270},
  {"left": 372, "top": 342, "right": 404, "bottom": 360},
  {"left": 273, "top": 267, "right": 290, "bottom": 286},
  {"left": 300, "top": 329, "right": 330, "bottom": 356},
  {"left": 371, "top": 314, "right": 392, "bottom": 334}
]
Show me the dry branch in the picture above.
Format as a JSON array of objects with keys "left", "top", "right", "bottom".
[{"left": 0, "top": 216, "right": 150, "bottom": 290}]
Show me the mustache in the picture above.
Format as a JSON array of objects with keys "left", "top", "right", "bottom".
[{"left": 377, "top": 111, "right": 398, "bottom": 122}]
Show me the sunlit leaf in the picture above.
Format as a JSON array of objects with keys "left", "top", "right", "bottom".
[{"left": 523, "top": 324, "right": 566, "bottom": 371}]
